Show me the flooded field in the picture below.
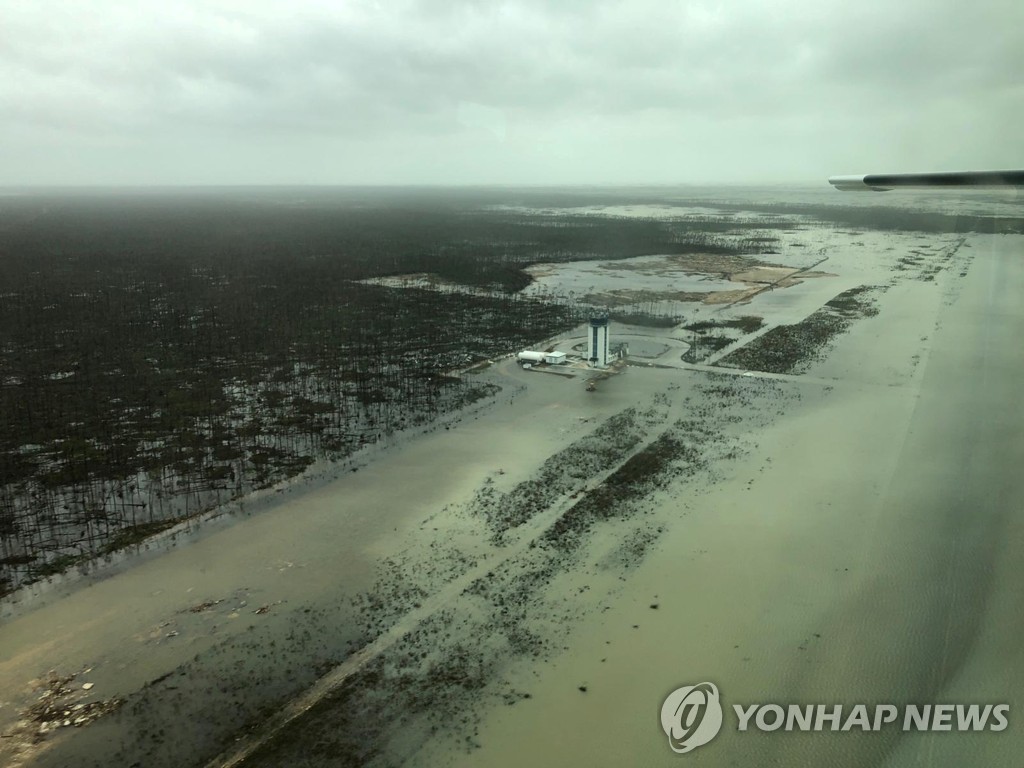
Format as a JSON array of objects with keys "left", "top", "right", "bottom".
[
  {"left": 2, "top": 191, "right": 1023, "bottom": 768},
  {"left": 525, "top": 254, "right": 741, "bottom": 296},
  {"left": 486, "top": 202, "right": 813, "bottom": 224}
]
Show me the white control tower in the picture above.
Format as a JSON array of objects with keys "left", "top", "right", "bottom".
[{"left": 588, "top": 316, "right": 610, "bottom": 367}]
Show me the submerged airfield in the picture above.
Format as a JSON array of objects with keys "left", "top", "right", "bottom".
[{"left": 2, "top": 200, "right": 1023, "bottom": 766}]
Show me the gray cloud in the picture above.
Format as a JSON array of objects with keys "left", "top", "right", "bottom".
[{"left": 1, "top": 0, "right": 1022, "bottom": 184}]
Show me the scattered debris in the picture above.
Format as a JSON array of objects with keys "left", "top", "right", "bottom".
[
  {"left": 8, "top": 672, "right": 123, "bottom": 748},
  {"left": 187, "top": 599, "right": 223, "bottom": 613}
]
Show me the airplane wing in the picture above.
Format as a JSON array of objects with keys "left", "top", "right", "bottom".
[{"left": 828, "top": 170, "right": 1024, "bottom": 191}]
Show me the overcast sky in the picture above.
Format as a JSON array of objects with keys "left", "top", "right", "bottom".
[{"left": 1, "top": 0, "right": 1021, "bottom": 185}]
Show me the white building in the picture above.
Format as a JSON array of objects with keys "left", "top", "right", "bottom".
[
  {"left": 544, "top": 351, "right": 567, "bottom": 365},
  {"left": 588, "top": 317, "right": 610, "bottom": 367}
]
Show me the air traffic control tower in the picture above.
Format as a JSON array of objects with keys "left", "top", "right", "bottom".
[{"left": 587, "top": 316, "right": 610, "bottom": 367}]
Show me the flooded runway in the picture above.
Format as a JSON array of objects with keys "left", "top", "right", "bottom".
[
  {"left": 2, "top": 229, "right": 1022, "bottom": 767},
  {"left": 414, "top": 234, "right": 1024, "bottom": 767}
]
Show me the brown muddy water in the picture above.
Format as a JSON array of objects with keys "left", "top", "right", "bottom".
[{"left": 3, "top": 232, "right": 1024, "bottom": 768}]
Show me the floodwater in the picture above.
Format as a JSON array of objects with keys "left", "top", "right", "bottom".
[
  {"left": 523, "top": 255, "right": 739, "bottom": 298},
  {"left": 412, "top": 233, "right": 1024, "bottom": 768},
  {"left": 2, "top": 220, "right": 1023, "bottom": 767},
  {"left": 0, "top": 336, "right": 683, "bottom": 767}
]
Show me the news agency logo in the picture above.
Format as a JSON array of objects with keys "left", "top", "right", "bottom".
[
  {"left": 659, "top": 682, "right": 724, "bottom": 753},
  {"left": 661, "top": 683, "right": 1010, "bottom": 756}
]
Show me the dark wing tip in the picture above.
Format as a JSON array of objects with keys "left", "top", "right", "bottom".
[{"left": 830, "top": 170, "right": 1024, "bottom": 191}]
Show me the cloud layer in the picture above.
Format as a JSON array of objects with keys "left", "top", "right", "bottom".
[{"left": 2, "top": 0, "right": 1022, "bottom": 184}]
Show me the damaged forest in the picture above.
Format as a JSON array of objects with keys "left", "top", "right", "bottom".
[
  {"left": 7, "top": 186, "right": 995, "bottom": 594},
  {"left": 0, "top": 187, "right": 782, "bottom": 594}
]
